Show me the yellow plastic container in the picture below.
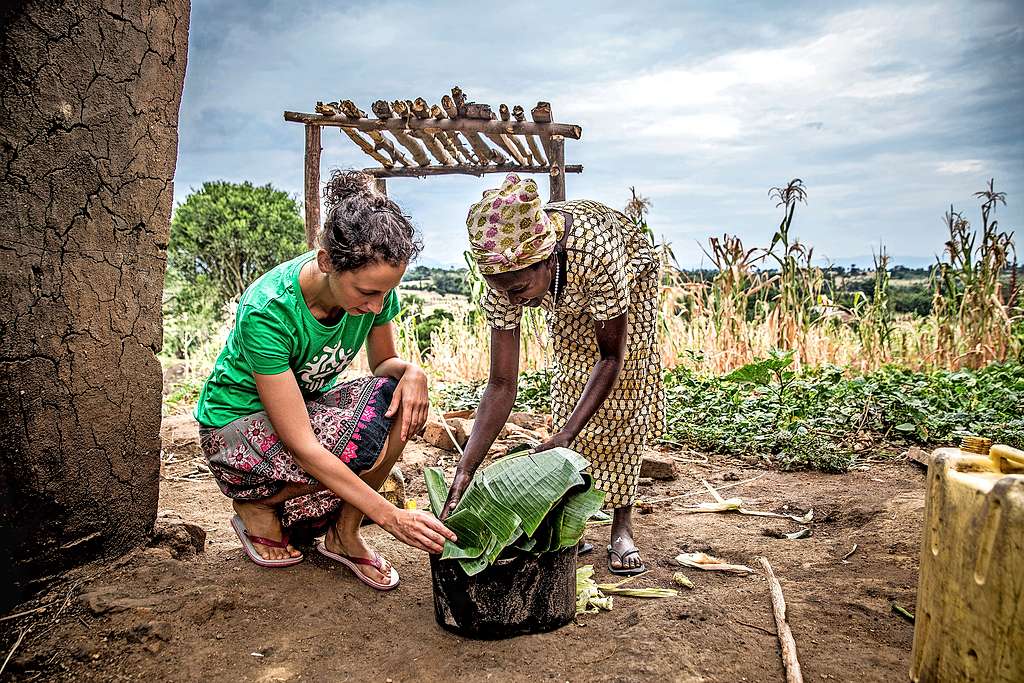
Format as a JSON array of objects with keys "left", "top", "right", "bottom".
[{"left": 911, "top": 443, "right": 1024, "bottom": 682}]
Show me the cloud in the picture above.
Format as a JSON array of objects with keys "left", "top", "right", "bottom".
[
  {"left": 936, "top": 160, "right": 986, "bottom": 174},
  {"left": 174, "top": 0, "right": 1024, "bottom": 267}
]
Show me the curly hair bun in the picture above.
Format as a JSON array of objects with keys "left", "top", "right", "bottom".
[
  {"left": 323, "top": 170, "right": 377, "bottom": 208},
  {"left": 319, "top": 169, "right": 423, "bottom": 272}
]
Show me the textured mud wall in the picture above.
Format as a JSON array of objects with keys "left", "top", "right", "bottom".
[{"left": 0, "top": 0, "right": 189, "bottom": 608}]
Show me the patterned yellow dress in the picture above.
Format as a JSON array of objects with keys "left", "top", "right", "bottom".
[{"left": 481, "top": 200, "right": 664, "bottom": 508}]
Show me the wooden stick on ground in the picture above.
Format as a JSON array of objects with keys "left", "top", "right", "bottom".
[
  {"left": 0, "top": 606, "right": 46, "bottom": 622},
  {"left": 758, "top": 557, "right": 804, "bottom": 683},
  {"left": 0, "top": 627, "right": 28, "bottom": 676},
  {"left": 645, "top": 472, "right": 768, "bottom": 505}
]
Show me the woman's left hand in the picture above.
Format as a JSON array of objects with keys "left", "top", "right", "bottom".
[
  {"left": 532, "top": 430, "right": 575, "bottom": 454},
  {"left": 385, "top": 366, "right": 429, "bottom": 441}
]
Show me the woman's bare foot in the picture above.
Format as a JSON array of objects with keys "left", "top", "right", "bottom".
[
  {"left": 323, "top": 525, "right": 392, "bottom": 584},
  {"left": 608, "top": 506, "right": 645, "bottom": 572},
  {"left": 232, "top": 500, "right": 302, "bottom": 561}
]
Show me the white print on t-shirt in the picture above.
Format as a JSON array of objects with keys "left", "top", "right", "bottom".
[{"left": 298, "top": 342, "right": 355, "bottom": 392}]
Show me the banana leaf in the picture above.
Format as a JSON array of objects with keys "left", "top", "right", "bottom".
[{"left": 425, "top": 448, "right": 605, "bottom": 576}]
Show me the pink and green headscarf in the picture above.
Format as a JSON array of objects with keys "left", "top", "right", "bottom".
[{"left": 465, "top": 173, "right": 564, "bottom": 275}]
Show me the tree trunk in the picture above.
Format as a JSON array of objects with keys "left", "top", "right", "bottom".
[{"left": 0, "top": 0, "right": 189, "bottom": 610}]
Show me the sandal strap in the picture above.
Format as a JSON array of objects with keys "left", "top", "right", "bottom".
[
  {"left": 607, "top": 546, "right": 641, "bottom": 561},
  {"left": 345, "top": 552, "right": 387, "bottom": 572},
  {"left": 245, "top": 531, "right": 290, "bottom": 549}
]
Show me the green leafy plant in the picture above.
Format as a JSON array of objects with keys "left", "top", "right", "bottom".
[
  {"left": 436, "top": 369, "right": 552, "bottom": 414},
  {"left": 724, "top": 349, "right": 797, "bottom": 428},
  {"left": 662, "top": 360, "right": 1024, "bottom": 471},
  {"left": 425, "top": 448, "right": 605, "bottom": 576}
]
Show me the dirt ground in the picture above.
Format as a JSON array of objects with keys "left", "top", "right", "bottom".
[{"left": 3, "top": 414, "right": 925, "bottom": 682}]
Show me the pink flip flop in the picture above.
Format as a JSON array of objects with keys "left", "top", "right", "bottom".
[
  {"left": 230, "top": 514, "right": 304, "bottom": 568},
  {"left": 315, "top": 540, "right": 400, "bottom": 591}
]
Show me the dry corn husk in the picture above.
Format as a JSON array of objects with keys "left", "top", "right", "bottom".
[
  {"left": 576, "top": 565, "right": 613, "bottom": 614},
  {"left": 685, "top": 480, "right": 814, "bottom": 523},
  {"left": 672, "top": 572, "right": 695, "bottom": 589},
  {"left": 675, "top": 552, "right": 754, "bottom": 574},
  {"left": 764, "top": 527, "right": 811, "bottom": 540},
  {"left": 596, "top": 578, "right": 678, "bottom": 599}
]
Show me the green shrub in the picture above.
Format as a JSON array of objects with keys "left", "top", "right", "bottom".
[
  {"left": 164, "top": 181, "right": 306, "bottom": 359},
  {"left": 661, "top": 359, "right": 1024, "bottom": 472}
]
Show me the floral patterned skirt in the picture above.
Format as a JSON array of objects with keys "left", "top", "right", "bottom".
[{"left": 199, "top": 376, "right": 397, "bottom": 529}]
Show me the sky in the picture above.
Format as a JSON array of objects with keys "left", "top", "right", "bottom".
[{"left": 175, "top": 0, "right": 1024, "bottom": 268}]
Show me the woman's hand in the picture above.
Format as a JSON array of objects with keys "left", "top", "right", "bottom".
[
  {"left": 385, "top": 365, "right": 429, "bottom": 441},
  {"left": 532, "top": 430, "right": 575, "bottom": 454},
  {"left": 379, "top": 507, "right": 457, "bottom": 554},
  {"left": 439, "top": 470, "right": 473, "bottom": 521}
]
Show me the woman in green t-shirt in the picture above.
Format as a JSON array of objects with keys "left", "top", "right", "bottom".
[{"left": 195, "top": 171, "right": 455, "bottom": 590}]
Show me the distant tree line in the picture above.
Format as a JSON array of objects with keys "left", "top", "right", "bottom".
[{"left": 402, "top": 265, "right": 471, "bottom": 296}]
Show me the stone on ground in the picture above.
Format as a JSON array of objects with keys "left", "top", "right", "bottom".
[
  {"left": 640, "top": 453, "right": 678, "bottom": 480},
  {"left": 422, "top": 419, "right": 457, "bottom": 451}
]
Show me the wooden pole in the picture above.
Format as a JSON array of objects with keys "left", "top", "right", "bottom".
[
  {"left": 548, "top": 135, "right": 565, "bottom": 202},
  {"left": 337, "top": 100, "right": 411, "bottom": 167},
  {"left": 484, "top": 131, "right": 527, "bottom": 165},
  {"left": 530, "top": 101, "right": 556, "bottom": 161},
  {"left": 409, "top": 98, "right": 455, "bottom": 165},
  {"left": 431, "top": 103, "right": 475, "bottom": 164},
  {"left": 758, "top": 557, "right": 804, "bottom": 683},
  {"left": 364, "top": 163, "right": 583, "bottom": 178},
  {"left": 370, "top": 100, "right": 431, "bottom": 166},
  {"left": 442, "top": 94, "right": 499, "bottom": 165},
  {"left": 304, "top": 123, "right": 321, "bottom": 248},
  {"left": 500, "top": 104, "right": 533, "bottom": 165},
  {"left": 513, "top": 105, "right": 546, "bottom": 166},
  {"left": 283, "top": 110, "right": 582, "bottom": 140},
  {"left": 338, "top": 127, "right": 394, "bottom": 167}
]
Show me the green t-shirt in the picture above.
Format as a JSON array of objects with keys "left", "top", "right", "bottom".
[{"left": 194, "top": 251, "right": 401, "bottom": 427}]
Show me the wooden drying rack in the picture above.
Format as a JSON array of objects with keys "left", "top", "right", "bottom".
[{"left": 284, "top": 86, "right": 583, "bottom": 246}]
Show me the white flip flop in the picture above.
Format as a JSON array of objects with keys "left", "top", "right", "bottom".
[
  {"left": 230, "top": 514, "right": 304, "bottom": 568},
  {"left": 315, "top": 540, "right": 400, "bottom": 590}
]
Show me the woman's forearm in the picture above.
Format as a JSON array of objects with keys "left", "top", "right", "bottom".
[
  {"left": 371, "top": 355, "right": 411, "bottom": 380},
  {"left": 455, "top": 379, "right": 517, "bottom": 480},
  {"left": 558, "top": 356, "right": 623, "bottom": 439},
  {"left": 252, "top": 371, "right": 397, "bottom": 526},
  {"left": 557, "top": 312, "right": 628, "bottom": 440},
  {"left": 291, "top": 442, "right": 395, "bottom": 524}
]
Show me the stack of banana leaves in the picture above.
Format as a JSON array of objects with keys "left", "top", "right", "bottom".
[{"left": 425, "top": 448, "right": 605, "bottom": 576}]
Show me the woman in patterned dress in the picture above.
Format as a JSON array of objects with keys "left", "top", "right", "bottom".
[
  {"left": 441, "top": 173, "right": 662, "bottom": 575},
  {"left": 195, "top": 171, "right": 455, "bottom": 589}
]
